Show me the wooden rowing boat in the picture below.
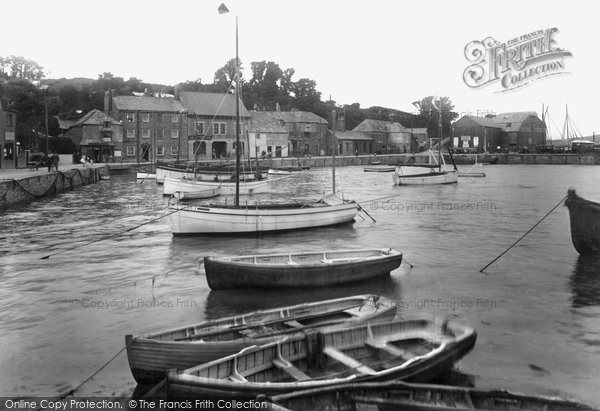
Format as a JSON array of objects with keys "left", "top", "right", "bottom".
[
  {"left": 136, "top": 172, "right": 157, "bottom": 180},
  {"left": 166, "top": 315, "right": 477, "bottom": 399},
  {"left": 565, "top": 189, "right": 600, "bottom": 255},
  {"left": 163, "top": 176, "right": 271, "bottom": 196},
  {"left": 203, "top": 248, "right": 403, "bottom": 290},
  {"left": 265, "top": 381, "right": 595, "bottom": 410},
  {"left": 363, "top": 166, "right": 395, "bottom": 173},
  {"left": 125, "top": 294, "right": 396, "bottom": 384},
  {"left": 172, "top": 187, "right": 220, "bottom": 200}
]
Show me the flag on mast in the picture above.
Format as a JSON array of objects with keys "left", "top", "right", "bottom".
[{"left": 218, "top": 3, "right": 229, "bottom": 14}]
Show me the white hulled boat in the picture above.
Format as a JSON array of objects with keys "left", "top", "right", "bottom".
[{"left": 163, "top": 176, "right": 270, "bottom": 196}]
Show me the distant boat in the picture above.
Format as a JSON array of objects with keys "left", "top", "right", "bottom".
[
  {"left": 125, "top": 294, "right": 396, "bottom": 384},
  {"left": 458, "top": 154, "right": 486, "bottom": 178},
  {"left": 369, "top": 160, "right": 381, "bottom": 165},
  {"left": 169, "top": 194, "right": 358, "bottom": 235},
  {"left": 565, "top": 189, "right": 600, "bottom": 255},
  {"left": 163, "top": 176, "right": 270, "bottom": 196},
  {"left": 136, "top": 172, "right": 156, "bottom": 180},
  {"left": 268, "top": 168, "right": 293, "bottom": 175},
  {"left": 166, "top": 315, "right": 477, "bottom": 399},
  {"left": 172, "top": 187, "right": 220, "bottom": 201},
  {"left": 363, "top": 166, "right": 395, "bottom": 173},
  {"left": 266, "top": 381, "right": 595, "bottom": 411},
  {"left": 203, "top": 248, "right": 403, "bottom": 290},
  {"left": 394, "top": 149, "right": 458, "bottom": 185}
]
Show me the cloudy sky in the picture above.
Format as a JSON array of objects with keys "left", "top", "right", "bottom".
[{"left": 3, "top": 0, "right": 598, "bottom": 138}]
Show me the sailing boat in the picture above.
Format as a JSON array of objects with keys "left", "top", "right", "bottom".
[
  {"left": 168, "top": 10, "right": 359, "bottom": 235},
  {"left": 393, "top": 98, "right": 458, "bottom": 185}
]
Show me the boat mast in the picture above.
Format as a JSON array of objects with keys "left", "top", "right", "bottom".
[
  {"left": 437, "top": 98, "right": 442, "bottom": 172},
  {"left": 331, "top": 109, "right": 336, "bottom": 193},
  {"left": 234, "top": 16, "right": 240, "bottom": 206}
]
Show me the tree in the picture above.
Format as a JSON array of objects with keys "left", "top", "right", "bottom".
[
  {"left": 214, "top": 58, "right": 242, "bottom": 93},
  {"left": 0, "top": 55, "right": 44, "bottom": 81},
  {"left": 291, "top": 78, "right": 321, "bottom": 111},
  {"left": 414, "top": 96, "right": 458, "bottom": 140}
]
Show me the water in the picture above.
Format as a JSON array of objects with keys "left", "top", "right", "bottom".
[{"left": 1, "top": 164, "right": 599, "bottom": 406}]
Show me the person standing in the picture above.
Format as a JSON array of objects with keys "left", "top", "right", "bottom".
[
  {"left": 45, "top": 153, "right": 52, "bottom": 172},
  {"left": 52, "top": 152, "right": 59, "bottom": 171}
]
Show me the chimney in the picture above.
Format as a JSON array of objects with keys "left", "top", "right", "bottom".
[
  {"left": 276, "top": 102, "right": 280, "bottom": 113},
  {"left": 104, "top": 90, "right": 112, "bottom": 114},
  {"left": 174, "top": 84, "right": 181, "bottom": 100}
]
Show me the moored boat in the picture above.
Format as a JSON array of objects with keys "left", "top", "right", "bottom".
[
  {"left": 565, "top": 189, "right": 600, "bottom": 255},
  {"left": 203, "top": 248, "right": 403, "bottom": 290},
  {"left": 268, "top": 168, "right": 293, "bottom": 175},
  {"left": 163, "top": 176, "right": 270, "bottom": 196},
  {"left": 166, "top": 315, "right": 477, "bottom": 399},
  {"left": 169, "top": 194, "right": 358, "bottom": 235},
  {"left": 125, "top": 294, "right": 396, "bottom": 384},
  {"left": 136, "top": 172, "right": 157, "bottom": 180},
  {"left": 172, "top": 187, "right": 221, "bottom": 200},
  {"left": 363, "top": 166, "right": 395, "bottom": 173},
  {"left": 265, "top": 381, "right": 595, "bottom": 411}
]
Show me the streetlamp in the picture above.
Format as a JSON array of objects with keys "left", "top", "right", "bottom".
[{"left": 39, "top": 84, "right": 49, "bottom": 154}]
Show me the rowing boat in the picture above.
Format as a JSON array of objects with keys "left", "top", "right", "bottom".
[
  {"left": 166, "top": 315, "right": 476, "bottom": 398},
  {"left": 203, "top": 248, "right": 403, "bottom": 290},
  {"left": 265, "top": 381, "right": 595, "bottom": 410},
  {"left": 172, "top": 187, "right": 220, "bottom": 200},
  {"left": 125, "top": 294, "right": 396, "bottom": 384},
  {"left": 363, "top": 166, "right": 395, "bottom": 173},
  {"left": 565, "top": 189, "right": 600, "bottom": 255}
]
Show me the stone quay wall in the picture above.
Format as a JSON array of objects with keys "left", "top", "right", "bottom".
[{"left": 0, "top": 166, "right": 110, "bottom": 210}]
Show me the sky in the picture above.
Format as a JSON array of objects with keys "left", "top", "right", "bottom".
[{"left": 2, "top": 0, "right": 599, "bottom": 139}]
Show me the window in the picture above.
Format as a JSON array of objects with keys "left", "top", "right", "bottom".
[
  {"left": 255, "top": 132, "right": 261, "bottom": 139},
  {"left": 156, "top": 129, "right": 164, "bottom": 139},
  {"left": 171, "top": 146, "right": 178, "bottom": 156},
  {"left": 213, "top": 122, "right": 226, "bottom": 135},
  {"left": 103, "top": 121, "right": 111, "bottom": 128},
  {"left": 196, "top": 121, "right": 204, "bottom": 134},
  {"left": 158, "top": 113, "right": 165, "bottom": 123},
  {"left": 142, "top": 113, "right": 150, "bottom": 122},
  {"left": 275, "top": 146, "right": 282, "bottom": 158},
  {"left": 141, "top": 129, "right": 150, "bottom": 139},
  {"left": 126, "top": 113, "right": 135, "bottom": 122},
  {"left": 156, "top": 146, "right": 164, "bottom": 156},
  {"left": 473, "top": 136, "right": 479, "bottom": 147},
  {"left": 171, "top": 129, "right": 179, "bottom": 139},
  {"left": 126, "top": 146, "right": 135, "bottom": 156},
  {"left": 6, "top": 113, "right": 14, "bottom": 127},
  {"left": 127, "top": 129, "right": 136, "bottom": 139},
  {"left": 171, "top": 114, "right": 179, "bottom": 123},
  {"left": 193, "top": 141, "right": 206, "bottom": 155}
]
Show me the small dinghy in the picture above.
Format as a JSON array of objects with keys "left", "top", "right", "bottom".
[
  {"left": 265, "top": 381, "right": 595, "bottom": 411},
  {"left": 166, "top": 315, "right": 477, "bottom": 399},
  {"left": 172, "top": 188, "right": 220, "bottom": 200},
  {"left": 203, "top": 248, "right": 403, "bottom": 290},
  {"left": 136, "top": 172, "right": 157, "bottom": 179},
  {"left": 363, "top": 166, "right": 395, "bottom": 173},
  {"left": 565, "top": 189, "right": 600, "bottom": 255},
  {"left": 268, "top": 168, "right": 293, "bottom": 175},
  {"left": 125, "top": 295, "right": 396, "bottom": 384}
]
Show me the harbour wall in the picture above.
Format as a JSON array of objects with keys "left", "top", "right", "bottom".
[{"left": 0, "top": 166, "right": 110, "bottom": 210}]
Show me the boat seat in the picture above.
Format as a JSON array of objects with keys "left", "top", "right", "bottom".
[
  {"left": 322, "top": 347, "right": 375, "bottom": 375},
  {"left": 284, "top": 320, "right": 304, "bottom": 328},
  {"left": 272, "top": 358, "right": 311, "bottom": 381},
  {"left": 365, "top": 339, "right": 417, "bottom": 359},
  {"left": 286, "top": 261, "right": 298, "bottom": 265},
  {"left": 228, "top": 373, "right": 247, "bottom": 382}
]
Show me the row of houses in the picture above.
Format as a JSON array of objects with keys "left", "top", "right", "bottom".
[{"left": 0, "top": 98, "right": 17, "bottom": 169}]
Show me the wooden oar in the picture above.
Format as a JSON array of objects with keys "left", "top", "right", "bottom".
[{"left": 356, "top": 203, "right": 376, "bottom": 222}]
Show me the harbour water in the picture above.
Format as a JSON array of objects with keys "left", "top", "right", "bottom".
[{"left": 1, "top": 164, "right": 599, "bottom": 406}]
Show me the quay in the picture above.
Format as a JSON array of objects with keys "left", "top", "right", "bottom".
[{"left": 0, "top": 163, "right": 110, "bottom": 210}]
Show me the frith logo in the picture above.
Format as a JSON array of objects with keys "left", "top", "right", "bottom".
[{"left": 463, "top": 28, "right": 572, "bottom": 92}]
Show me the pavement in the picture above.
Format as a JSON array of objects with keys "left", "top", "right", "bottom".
[{"left": 0, "top": 163, "right": 106, "bottom": 180}]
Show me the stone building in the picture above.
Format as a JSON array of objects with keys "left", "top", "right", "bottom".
[
  {"left": 276, "top": 109, "right": 329, "bottom": 157},
  {"left": 62, "top": 109, "right": 122, "bottom": 163},
  {"left": 0, "top": 98, "right": 17, "bottom": 169},
  {"left": 179, "top": 92, "right": 250, "bottom": 161},
  {"left": 105, "top": 91, "right": 187, "bottom": 162},
  {"left": 247, "top": 111, "right": 289, "bottom": 158},
  {"left": 452, "top": 112, "right": 546, "bottom": 153}
]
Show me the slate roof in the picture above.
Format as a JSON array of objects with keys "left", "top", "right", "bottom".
[
  {"left": 113, "top": 95, "right": 186, "bottom": 112},
  {"left": 277, "top": 110, "right": 328, "bottom": 124},
  {"left": 248, "top": 111, "right": 288, "bottom": 133},
  {"left": 73, "top": 109, "right": 121, "bottom": 127},
  {"left": 493, "top": 111, "right": 539, "bottom": 132},
  {"left": 353, "top": 119, "right": 408, "bottom": 133},
  {"left": 179, "top": 92, "right": 249, "bottom": 117},
  {"left": 334, "top": 131, "right": 373, "bottom": 141},
  {"left": 57, "top": 118, "right": 79, "bottom": 130},
  {"left": 464, "top": 116, "right": 499, "bottom": 128}
]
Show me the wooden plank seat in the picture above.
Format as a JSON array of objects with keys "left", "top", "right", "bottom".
[
  {"left": 272, "top": 358, "right": 311, "bottom": 381},
  {"left": 365, "top": 338, "right": 417, "bottom": 360},
  {"left": 283, "top": 320, "right": 304, "bottom": 328},
  {"left": 322, "top": 347, "right": 375, "bottom": 375}
]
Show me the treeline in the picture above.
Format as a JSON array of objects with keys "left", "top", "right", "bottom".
[{"left": 0, "top": 55, "right": 457, "bottom": 152}]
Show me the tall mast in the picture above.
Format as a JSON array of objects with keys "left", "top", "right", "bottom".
[
  {"left": 331, "top": 109, "right": 336, "bottom": 193},
  {"left": 437, "top": 99, "right": 442, "bottom": 172},
  {"left": 234, "top": 16, "right": 240, "bottom": 206}
]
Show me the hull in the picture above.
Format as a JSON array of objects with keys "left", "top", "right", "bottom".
[
  {"left": 393, "top": 169, "right": 458, "bottom": 185},
  {"left": 565, "top": 189, "right": 600, "bottom": 255},
  {"left": 163, "top": 177, "right": 270, "bottom": 196},
  {"left": 156, "top": 165, "right": 262, "bottom": 184},
  {"left": 173, "top": 188, "right": 220, "bottom": 200},
  {"left": 167, "top": 316, "right": 477, "bottom": 399},
  {"left": 204, "top": 249, "right": 403, "bottom": 289},
  {"left": 136, "top": 172, "right": 156, "bottom": 179},
  {"left": 125, "top": 294, "right": 396, "bottom": 384},
  {"left": 268, "top": 169, "right": 293, "bottom": 175},
  {"left": 363, "top": 166, "right": 395, "bottom": 173},
  {"left": 267, "top": 381, "right": 595, "bottom": 411},
  {"left": 169, "top": 199, "right": 358, "bottom": 235}
]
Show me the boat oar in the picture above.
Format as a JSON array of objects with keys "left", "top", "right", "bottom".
[
  {"left": 356, "top": 203, "right": 376, "bottom": 223},
  {"left": 479, "top": 194, "right": 568, "bottom": 272}
]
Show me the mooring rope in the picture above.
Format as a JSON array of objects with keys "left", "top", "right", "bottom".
[
  {"left": 479, "top": 194, "right": 568, "bottom": 273},
  {"left": 39, "top": 208, "right": 180, "bottom": 260}
]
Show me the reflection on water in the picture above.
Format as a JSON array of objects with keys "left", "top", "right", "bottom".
[
  {"left": 571, "top": 255, "right": 600, "bottom": 308},
  {"left": 204, "top": 274, "right": 403, "bottom": 319}
]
